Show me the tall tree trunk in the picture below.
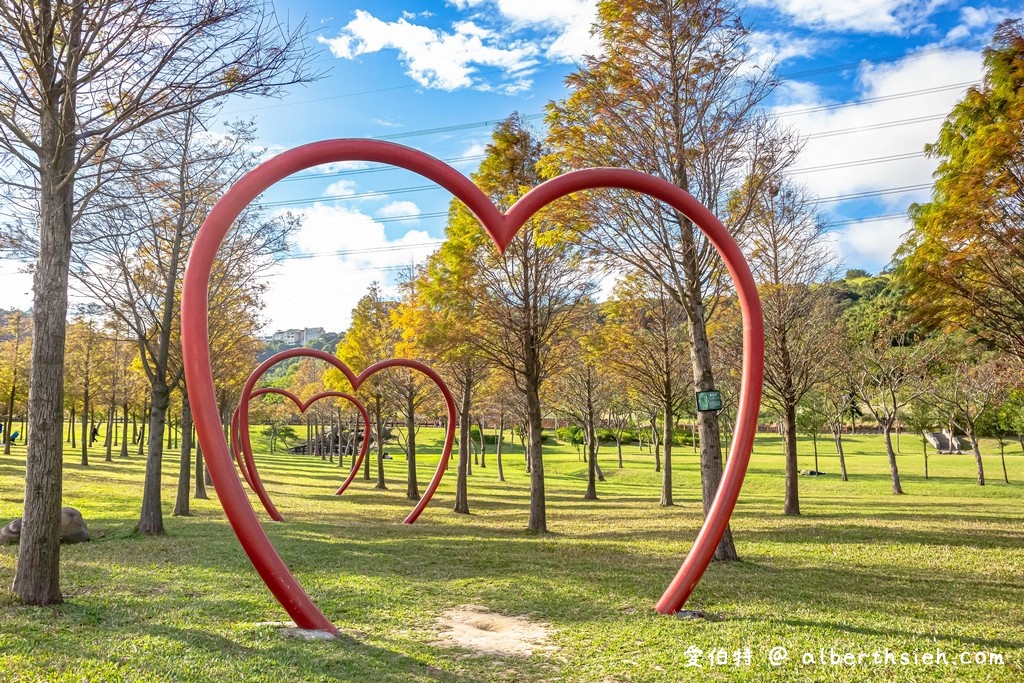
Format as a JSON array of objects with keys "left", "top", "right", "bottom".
[
  {"left": 585, "top": 423, "right": 598, "bottom": 500},
  {"left": 195, "top": 440, "right": 209, "bottom": 499},
  {"left": 454, "top": 372, "right": 472, "bottom": 514},
  {"left": 173, "top": 393, "right": 193, "bottom": 516},
  {"left": 14, "top": 45, "right": 87, "bottom": 599},
  {"left": 661, "top": 400, "right": 674, "bottom": 507},
  {"left": 969, "top": 428, "right": 985, "bottom": 486},
  {"left": 406, "top": 388, "right": 419, "bottom": 501},
  {"left": 783, "top": 402, "right": 800, "bottom": 515},
  {"left": 834, "top": 429, "right": 848, "bottom": 481},
  {"left": 476, "top": 417, "right": 486, "bottom": 468},
  {"left": 136, "top": 402, "right": 148, "bottom": 456},
  {"left": 883, "top": 423, "right": 904, "bottom": 494},
  {"left": 67, "top": 409, "right": 74, "bottom": 444},
  {"left": 687, "top": 307, "right": 739, "bottom": 561},
  {"left": 496, "top": 413, "right": 505, "bottom": 482},
  {"left": 139, "top": 384, "right": 170, "bottom": 534},
  {"left": 3, "top": 377, "right": 15, "bottom": 457},
  {"left": 651, "top": 414, "right": 661, "bottom": 472},
  {"left": 81, "top": 385, "right": 89, "bottom": 466},
  {"left": 922, "top": 434, "right": 928, "bottom": 479},
  {"left": 1000, "top": 442, "right": 1009, "bottom": 484},
  {"left": 526, "top": 377, "right": 546, "bottom": 532},
  {"left": 104, "top": 396, "right": 114, "bottom": 461},
  {"left": 362, "top": 414, "right": 370, "bottom": 479},
  {"left": 374, "top": 396, "right": 386, "bottom": 490},
  {"left": 120, "top": 403, "right": 130, "bottom": 458}
]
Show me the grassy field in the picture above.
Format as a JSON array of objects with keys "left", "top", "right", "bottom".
[{"left": 0, "top": 426, "right": 1022, "bottom": 682}]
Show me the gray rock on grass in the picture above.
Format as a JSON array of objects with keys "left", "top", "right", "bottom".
[{"left": 0, "top": 507, "right": 90, "bottom": 545}]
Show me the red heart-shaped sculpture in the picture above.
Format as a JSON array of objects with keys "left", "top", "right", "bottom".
[
  {"left": 233, "top": 347, "right": 456, "bottom": 523},
  {"left": 230, "top": 386, "right": 372, "bottom": 515},
  {"left": 182, "top": 139, "right": 764, "bottom": 633}
]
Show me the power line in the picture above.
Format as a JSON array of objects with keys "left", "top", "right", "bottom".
[
  {"left": 804, "top": 114, "right": 947, "bottom": 140},
  {"left": 818, "top": 183, "right": 931, "bottom": 203},
  {"left": 791, "top": 151, "right": 926, "bottom": 174},
  {"left": 777, "top": 81, "right": 978, "bottom": 116}
]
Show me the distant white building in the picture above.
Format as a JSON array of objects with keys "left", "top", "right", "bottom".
[{"left": 262, "top": 327, "right": 326, "bottom": 346}]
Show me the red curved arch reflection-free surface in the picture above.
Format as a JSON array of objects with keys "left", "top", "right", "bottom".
[{"left": 182, "top": 139, "right": 763, "bottom": 633}]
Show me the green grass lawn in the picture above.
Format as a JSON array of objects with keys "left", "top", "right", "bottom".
[{"left": 1, "top": 426, "right": 1022, "bottom": 682}]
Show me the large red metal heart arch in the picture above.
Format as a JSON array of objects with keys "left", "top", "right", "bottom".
[{"left": 181, "top": 138, "right": 765, "bottom": 633}]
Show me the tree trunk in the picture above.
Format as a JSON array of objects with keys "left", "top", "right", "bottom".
[
  {"left": 195, "top": 440, "right": 209, "bottom": 499},
  {"left": 14, "top": 75, "right": 82, "bottom": 603},
  {"left": 454, "top": 374, "right": 472, "bottom": 514},
  {"left": 783, "top": 402, "right": 799, "bottom": 515},
  {"left": 173, "top": 393, "right": 193, "bottom": 516},
  {"left": 650, "top": 414, "right": 661, "bottom": 472},
  {"left": 661, "top": 400, "right": 673, "bottom": 507},
  {"left": 616, "top": 434, "right": 623, "bottom": 468},
  {"left": 882, "top": 423, "right": 904, "bottom": 494},
  {"left": 70, "top": 406, "right": 76, "bottom": 448},
  {"left": 585, "top": 422, "right": 598, "bottom": 500},
  {"left": 922, "top": 434, "right": 928, "bottom": 479},
  {"left": 120, "top": 403, "right": 130, "bottom": 458},
  {"left": 834, "top": 429, "right": 848, "bottom": 481},
  {"left": 496, "top": 414, "right": 505, "bottom": 482},
  {"left": 137, "top": 402, "right": 148, "bottom": 456},
  {"left": 105, "top": 396, "right": 114, "bottom": 461},
  {"left": 969, "top": 429, "right": 985, "bottom": 486},
  {"left": 812, "top": 430, "right": 819, "bottom": 473},
  {"left": 374, "top": 396, "right": 386, "bottom": 490},
  {"left": 80, "top": 402, "right": 90, "bottom": 465},
  {"left": 526, "top": 380, "right": 546, "bottom": 532},
  {"left": 1000, "top": 442, "right": 1009, "bottom": 484},
  {"left": 476, "top": 417, "right": 486, "bottom": 468},
  {"left": 139, "top": 383, "right": 170, "bottom": 534},
  {"left": 3, "top": 375, "right": 15, "bottom": 456},
  {"left": 406, "top": 388, "right": 419, "bottom": 501},
  {"left": 687, "top": 310, "right": 739, "bottom": 561}
]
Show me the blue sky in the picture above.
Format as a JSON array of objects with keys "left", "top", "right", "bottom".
[{"left": 1, "top": 1, "right": 1019, "bottom": 332}]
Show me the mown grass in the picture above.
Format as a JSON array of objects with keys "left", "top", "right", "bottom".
[{"left": 0, "top": 426, "right": 1022, "bottom": 682}]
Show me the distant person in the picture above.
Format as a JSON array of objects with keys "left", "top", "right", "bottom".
[
  {"left": 90, "top": 425, "right": 99, "bottom": 445},
  {"left": 9, "top": 431, "right": 19, "bottom": 444}
]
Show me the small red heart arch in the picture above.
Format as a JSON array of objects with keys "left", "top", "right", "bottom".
[
  {"left": 182, "top": 139, "right": 764, "bottom": 633},
  {"left": 230, "top": 386, "right": 371, "bottom": 511},
  {"left": 229, "top": 348, "right": 455, "bottom": 520}
]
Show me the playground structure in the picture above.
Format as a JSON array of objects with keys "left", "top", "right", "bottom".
[{"left": 181, "top": 139, "right": 764, "bottom": 633}]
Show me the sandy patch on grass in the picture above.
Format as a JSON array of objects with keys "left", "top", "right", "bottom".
[{"left": 433, "top": 605, "right": 556, "bottom": 657}]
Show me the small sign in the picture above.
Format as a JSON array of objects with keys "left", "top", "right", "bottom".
[{"left": 695, "top": 390, "right": 723, "bottom": 412}]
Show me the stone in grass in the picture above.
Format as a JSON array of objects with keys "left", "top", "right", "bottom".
[
  {"left": 0, "top": 507, "right": 90, "bottom": 545},
  {"left": 674, "top": 609, "right": 711, "bottom": 620},
  {"left": 253, "top": 620, "right": 337, "bottom": 641}
]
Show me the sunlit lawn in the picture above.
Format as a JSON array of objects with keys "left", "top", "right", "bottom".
[{"left": 1, "top": 425, "right": 1022, "bottom": 681}]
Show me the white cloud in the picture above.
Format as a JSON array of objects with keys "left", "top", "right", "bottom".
[
  {"left": 319, "top": 10, "right": 541, "bottom": 93},
  {"left": 318, "top": 3, "right": 599, "bottom": 94},
  {"left": 945, "top": 5, "right": 1018, "bottom": 42},
  {"left": 748, "top": 31, "right": 822, "bottom": 69},
  {"left": 484, "top": 0, "right": 599, "bottom": 60},
  {"left": 262, "top": 204, "right": 442, "bottom": 330},
  {"left": 0, "top": 262, "right": 33, "bottom": 310},
  {"left": 314, "top": 160, "right": 374, "bottom": 174},
  {"left": 323, "top": 179, "right": 358, "bottom": 197},
  {"left": 828, "top": 216, "right": 912, "bottom": 269},
  {"left": 778, "top": 48, "right": 982, "bottom": 199},
  {"left": 776, "top": 47, "right": 984, "bottom": 267},
  {"left": 747, "top": 0, "right": 947, "bottom": 34},
  {"left": 376, "top": 200, "right": 421, "bottom": 221}
]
